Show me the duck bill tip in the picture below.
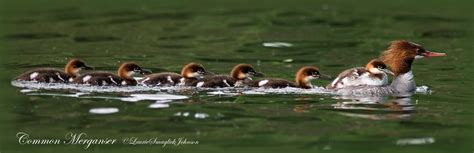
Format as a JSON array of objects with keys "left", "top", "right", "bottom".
[
  {"left": 423, "top": 51, "right": 447, "bottom": 57},
  {"left": 141, "top": 69, "right": 153, "bottom": 75},
  {"left": 319, "top": 74, "right": 332, "bottom": 80},
  {"left": 83, "top": 66, "right": 94, "bottom": 70},
  {"left": 254, "top": 72, "right": 265, "bottom": 77}
]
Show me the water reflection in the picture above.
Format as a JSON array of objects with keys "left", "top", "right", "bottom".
[
  {"left": 89, "top": 107, "right": 119, "bottom": 114},
  {"left": 13, "top": 80, "right": 426, "bottom": 121},
  {"left": 396, "top": 137, "right": 435, "bottom": 145},
  {"left": 174, "top": 112, "right": 210, "bottom": 119},
  {"left": 329, "top": 96, "right": 415, "bottom": 120}
]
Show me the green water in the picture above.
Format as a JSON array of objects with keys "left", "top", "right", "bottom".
[{"left": 0, "top": 0, "right": 473, "bottom": 152}]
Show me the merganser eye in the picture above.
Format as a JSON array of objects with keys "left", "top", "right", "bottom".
[{"left": 417, "top": 48, "right": 426, "bottom": 54}]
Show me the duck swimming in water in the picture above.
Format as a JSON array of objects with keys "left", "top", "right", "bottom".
[
  {"left": 333, "top": 40, "right": 447, "bottom": 97},
  {"left": 196, "top": 64, "right": 264, "bottom": 88},
  {"left": 140, "top": 63, "right": 207, "bottom": 86},
  {"left": 74, "top": 62, "right": 151, "bottom": 86},
  {"left": 327, "top": 59, "right": 393, "bottom": 89},
  {"left": 15, "top": 59, "right": 92, "bottom": 83},
  {"left": 247, "top": 66, "right": 327, "bottom": 89}
]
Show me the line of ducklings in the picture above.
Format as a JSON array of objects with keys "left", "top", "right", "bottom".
[
  {"left": 14, "top": 58, "right": 393, "bottom": 89},
  {"left": 14, "top": 40, "right": 447, "bottom": 96}
]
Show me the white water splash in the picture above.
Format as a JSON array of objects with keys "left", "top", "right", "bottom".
[
  {"left": 148, "top": 103, "right": 170, "bottom": 109},
  {"left": 27, "top": 92, "right": 90, "bottom": 98},
  {"left": 415, "top": 85, "right": 432, "bottom": 94},
  {"left": 262, "top": 42, "right": 293, "bottom": 48},
  {"left": 11, "top": 80, "right": 195, "bottom": 93},
  {"left": 174, "top": 112, "right": 210, "bottom": 119},
  {"left": 12, "top": 80, "right": 432, "bottom": 97},
  {"left": 194, "top": 113, "right": 210, "bottom": 119},
  {"left": 396, "top": 137, "right": 435, "bottom": 145},
  {"left": 89, "top": 107, "right": 119, "bottom": 114},
  {"left": 20, "top": 89, "right": 38, "bottom": 93},
  {"left": 243, "top": 86, "right": 332, "bottom": 95}
]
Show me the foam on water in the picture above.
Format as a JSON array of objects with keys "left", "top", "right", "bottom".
[
  {"left": 11, "top": 80, "right": 195, "bottom": 93},
  {"left": 262, "top": 42, "right": 293, "bottom": 48},
  {"left": 415, "top": 85, "right": 432, "bottom": 94},
  {"left": 148, "top": 103, "right": 170, "bottom": 109},
  {"left": 243, "top": 86, "right": 332, "bottom": 95},
  {"left": 396, "top": 137, "right": 435, "bottom": 145},
  {"left": 27, "top": 92, "right": 90, "bottom": 98},
  {"left": 174, "top": 111, "right": 210, "bottom": 119},
  {"left": 24, "top": 90, "right": 188, "bottom": 102},
  {"left": 12, "top": 80, "right": 433, "bottom": 97},
  {"left": 89, "top": 107, "right": 119, "bottom": 114}
]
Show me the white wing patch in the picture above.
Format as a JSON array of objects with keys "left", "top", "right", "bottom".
[
  {"left": 223, "top": 80, "right": 231, "bottom": 87},
  {"left": 55, "top": 72, "right": 65, "bottom": 82},
  {"left": 258, "top": 80, "right": 269, "bottom": 86},
  {"left": 330, "top": 76, "right": 341, "bottom": 87},
  {"left": 167, "top": 76, "right": 174, "bottom": 84},
  {"left": 234, "top": 80, "right": 243, "bottom": 87},
  {"left": 82, "top": 75, "right": 92, "bottom": 82},
  {"left": 109, "top": 76, "right": 118, "bottom": 85},
  {"left": 141, "top": 77, "right": 150, "bottom": 83},
  {"left": 102, "top": 81, "right": 108, "bottom": 86},
  {"left": 178, "top": 78, "right": 185, "bottom": 86},
  {"left": 29, "top": 72, "right": 39, "bottom": 80},
  {"left": 196, "top": 82, "right": 204, "bottom": 87}
]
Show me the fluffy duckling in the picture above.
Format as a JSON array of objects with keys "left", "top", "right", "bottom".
[
  {"left": 15, "top": 59, "right": 92, "bottom": 83},
  {"left": 196, "top": 64, "right": 264, "bottom": 88},
  {"left": 248, "top": 66, "right": 326, "bottom": 89},
  {"left": 74, "top": 62, "right": 151, "bottom": 86},
  {"left": 327, "top": 59, "right": 393, "bottom": 89},
  {"left": 140, "top": 63, "right": 207, "bottom": 86}
]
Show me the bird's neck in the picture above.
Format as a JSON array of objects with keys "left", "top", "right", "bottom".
[{"left": 390, "top": 71, "right": 416, "bottom": 96}]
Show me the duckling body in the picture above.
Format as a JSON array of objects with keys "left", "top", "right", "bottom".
[
  {"left": 249, "top": 79, "right": 297, "bottom": 88},
  {"left": 196, "top": 75, "right": 238, "bottom": 88},
  {"left": 74, "top": 62, "right": 149, "bottom": 86},
  {"left": 247, "top": 66, "right": 323, "bottom": 89},
  {"left": 197, "top": 64, "right": 263, "bottom": 88},
  {"left": 15, "top": 59, "right": 92, "bottom": 83},
  {"left": 140, "top": 63, "right": 206, "bottom": 86},
  {"left": 74, "top": 71, "right": 129, "bottom": 86},
  {"left": 328, "top": 59, "right": 393, "bottom": 89}
]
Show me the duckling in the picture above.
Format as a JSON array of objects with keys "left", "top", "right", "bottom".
[
  {"left": 74, "top": 62, "right": 151, "bottom": 86},
  {"left": 196, "top": 64, "right": 264, "bottom": 88},
  {"left": 15, "top": 59, "right": 92, "bottom": 83},
  {"left": 327, "top": 59, "right": 394, "bottom": 89},
  {"left": 248, "top": 66, "right": 325, "bottom": 89},
  {"left": 140, "top": 63, "right": 207, "bottom": 86}
]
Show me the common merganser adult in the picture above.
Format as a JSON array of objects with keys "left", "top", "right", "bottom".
[{"left": 333, "top": 40, "right": 447, "bottom": 96}]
